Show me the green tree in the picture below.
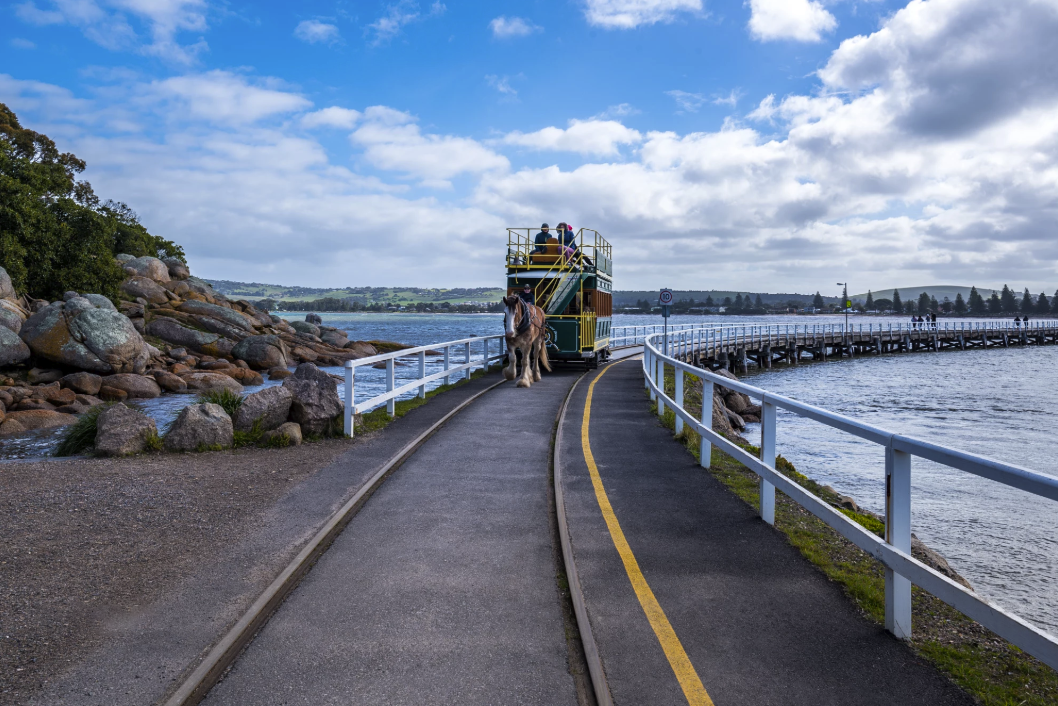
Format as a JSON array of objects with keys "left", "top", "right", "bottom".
[
  {"left": 999, "top": 285, "right": 1017, "bottom": 313},
  {"left": 874, "top": 298, "right": 893, "bottom": 311},
  {"left": 930, "top": 295, "right": 939, "bottom": 312},
  {"left": 917, "top": 291, "right": 931, "bottom": 314},
  {"left": 754, "top": 293, "right": 764, "bottom": 310},
  {"left": 865, "top": 290, "right": 874, "bottom": 309},
  {"left": 733, "top": 293, "right": 744, "bottom": 309},
  {"left": 904, "top": 300, "right": 916, "bottom": 315},
  {"left": 1038, "top": 291, "right": 1051, "bottom": 314},
  {"left": 954, "top": 292, "right": 967, "bottom": 315},
  {"left": 892, "top": 289, "right": 902, "bottom": 313},
  {"left": 704, "top": 295, "right": 715, "bottom": 307},
  {"left": 0, "top": 103, "right": 183, "bottom": 301},
  {"left": 812, "top": 291, "right": 825, "bottom": 309},
  {"left": 1020, "top": 288, "right": 1034, "bottom": 314},
  {"left": 989, "top": 291, "right": 1003, "bottom": 314},
  {"left": 722, "top": 296, "right": 732, "bottom": 307},
  {"left": 968, "top": 286, "right": 986, "bottom": 315}
]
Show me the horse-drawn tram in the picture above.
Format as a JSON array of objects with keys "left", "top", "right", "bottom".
[{"left": 505, "top": 226, "right": 613, "bottom": 368}]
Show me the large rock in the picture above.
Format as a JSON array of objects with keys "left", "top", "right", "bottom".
[
  {"left": 290, "top": 320, "right": 320, "bottom": 337},
  {"left": 150, "top": 370, "right": 188, "bottom": 392},
  {"left": 232, "top": 335, "right": 289, "bottom": 370},
  {"left": 0, "top": 325, "right": 31, "bottom": 367},
  {"left": 177, "top": 301, "right": 257, "bottom": 332},
  {"left": 163, "top": 257, "right": 190, "bottom": 280},
  {"left": 94, "top": 403, "right": 158, "bottom": 456},
  {"left": 0, "top": 265, "right": 14, "bottom": 300},
  {"left": 180, "top": 372, "right": 243, "bottom": 393},
  {"left": 0, "top": 409, "right": 78, "bottom": 435},
  {"left": 19, "top": 300, "right": 148, "bottom": 374},
  {"left": 282, "top": 362, "right": 343, "bottom": 436},
  {"left": 233, "top": 385, "right": 292, "bottom": 432},
  {"left": 320, "top": 330, "right": 349, "bottom": 348},
  {"left": 102, "top": 373, "right": 161, "bottom": 399},
  {"left": 145, "top": 318, "right": 235, "bottom": 357},
  {"left": 0, "top": 306, "right": 23, "bottom": 334},
  {"left": 121, "top": 276, "right": 169, "bottom": 305},
  {"left": 164, "top": 403, "right": 233, "bottom": 451},
  {"left": 305, "top": 313, "right": 323, "bottom": 325},
  {"left": 123, "top": 256, "right": 170, "bottom": 283}
]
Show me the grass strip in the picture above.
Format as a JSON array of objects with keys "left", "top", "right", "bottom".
[
  {"left": 355, "top": 365, "right": 499, "bottom": 435},
  {"left": 654, "top": 365, "right": 1058, "bottom": 706}
]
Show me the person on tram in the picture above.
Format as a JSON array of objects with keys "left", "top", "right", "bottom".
[
  {"left": 519, "top": 283, "right": 535, "bottom": 306},
  {"left": 533, "top": 223, "right": 551, "bottom": 254}
]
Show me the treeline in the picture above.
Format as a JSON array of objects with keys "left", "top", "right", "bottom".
[
  {"left": 258, "top": 297, "right": 504, "bottom": 314},
  {"left": 862, "top": 286, "right": 1057, "bottom": 316},
  {"left": 0, "top": 104, "right": 184, "bottom": 301},
  {"left": 629, "top": 292, "right": 814, "bottom": 315}
]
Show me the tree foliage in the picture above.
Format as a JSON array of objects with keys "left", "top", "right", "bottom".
[
  {"left": 892, "top": 289, "right": 902, "bottom": 313},
  {"left": 0, "top": 103, "right": 184, "bottom": 301},
  {"left": 954, "top": 293, "right": 967, "bottom": 315}
]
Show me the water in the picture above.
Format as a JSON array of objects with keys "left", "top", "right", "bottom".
[{"left": 4, "top": 311, "right": 1056, "bottom": 636}]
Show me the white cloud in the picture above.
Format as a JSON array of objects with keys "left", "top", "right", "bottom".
[
  {"left": 485, "top": 74, "right": 518, "bottom": 97},
  {"left": 301, "top": 106, "right": 361, "bottom": 129},
  {"left": 666, "top": 89, "right": 705, "bottom": 112},
  {"left": 294, "top": 19, "right": 340, "bottom": 44},
  {"left": 584, "top": 0, "right": 703, "bottom": 28},
  {"left": 747, "top": 0, "right": 837, "bottom": 43},
  {"left": 10, "top": 38, "right": 37, "bottom": 49},
  {"left": 489, "top": 16, "right": 540, "bottom": 38},
  {"left": 712, "top": 89, "right": 743, "bottom": 107},
  {"left": 152, "top": 71, "right": 311, "bottom": 124},
  {"left": 594, "top": 103, "right": 639, "bottom": 119},
  {"left": 367, "top": 0, "right": 445, "bottom": 45},
  {"left": 502, "top": 120, "right": 643, "bottom": 157},
  {"left": 351, "top": 106, "right": 509, "bottom": 184},
  {"left": 14, "top": 0, "right": 208, "bottom": 63}
]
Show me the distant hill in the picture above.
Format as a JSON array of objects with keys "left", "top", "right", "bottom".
[
  {"left": 850, "top": 286, "right": 995, "bottom": 304},
  {"left": 613, "top": 290, "right": 841, "bottom": 307},
  {"left": 204, "top": 280, "right": 506, "bottom": 304}
]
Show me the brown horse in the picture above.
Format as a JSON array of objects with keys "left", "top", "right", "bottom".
[{"left": 502, "top": 295, "right": 551, "bottom": 388}]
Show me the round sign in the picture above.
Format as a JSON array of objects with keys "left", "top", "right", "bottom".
[{"left": 659, "top": 289, "right": 673, "bottom": 305}]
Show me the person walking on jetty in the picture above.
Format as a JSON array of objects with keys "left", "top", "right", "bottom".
[
  {"left": 1015, "top": 315, "right": 1021, "bottom": 328},
  {"left": 931, "top": 312, "right": 937, "bottom": 329}
]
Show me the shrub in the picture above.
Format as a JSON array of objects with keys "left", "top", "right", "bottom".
[
  {"left": 232, "top": 418, "right": 263, "bottom": 448},
  {"left": 54, "top": 404, "right": 110, "bottom": 456},
  {"left": 196, "top": 388, "right": 243, "bottom": 418}
]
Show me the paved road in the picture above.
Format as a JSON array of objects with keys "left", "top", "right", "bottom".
[
  {"left": 558, "top": 359, "right": 975, "bottom": 705},
  {"left": 203, "top": 371, "right": 583, "bottom": 706}
]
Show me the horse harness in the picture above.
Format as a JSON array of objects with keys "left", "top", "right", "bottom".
[{"left": 514, "top": 298, "right": 540, "bottom": 336}]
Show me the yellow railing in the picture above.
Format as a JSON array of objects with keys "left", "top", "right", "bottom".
[
  {"left": 505, "top": 228, "right": 611, "bottom": 274},
  {"left": 581, "top": 311, "right": 596, "bottom": 350}
]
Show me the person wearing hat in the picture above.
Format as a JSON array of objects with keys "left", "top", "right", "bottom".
[
  {"left": 533, "top": 223, "right": 550, "bottom": 254},
  {"left": 519, "top": 283, "right": 535, "bottom": 306}
]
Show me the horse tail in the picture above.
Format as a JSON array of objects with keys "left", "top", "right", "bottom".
[{"left": 539, "top": 330, "right": 552, "bottom": 372}]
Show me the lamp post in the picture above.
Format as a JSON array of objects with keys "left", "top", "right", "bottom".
[{"left": 837, "top": 282, "right": 849, "bottom": 332}]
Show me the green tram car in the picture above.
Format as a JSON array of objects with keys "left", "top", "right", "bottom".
[{"left": 506, "top": 227, "right": 613, "bottom": 368}]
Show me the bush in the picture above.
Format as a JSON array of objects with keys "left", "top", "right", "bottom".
[
  {"left": 54, "top": 404, "right": 110, "bottom": 456},
  {"left": 196, "top": 388, "right": 243, "bottom": 418}
]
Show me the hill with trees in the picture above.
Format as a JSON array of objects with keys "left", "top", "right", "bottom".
[{"left": 0, "top": 103, "right": 184, "bottom": 301}]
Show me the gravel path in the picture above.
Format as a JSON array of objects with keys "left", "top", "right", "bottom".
[{"left": 0, "top": 440, "right": 354, "bottom": 705}]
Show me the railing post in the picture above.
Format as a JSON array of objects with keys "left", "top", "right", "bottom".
[
  {"left": 760, "top": 398, "right": 776, "bottom": 525},
  {"left": 700, "top": 379, "right": 713, "bottom": 468},
  {"left": 343, "top": 363, "right": 355, "bottom": 437},
  {"left": 885, "top": 445, "right": 912, "bottom": 639},
  {"left": 386, "top": 358, "right": 395, "bottom": 418},
  {"left": 444, "top": 345, "right": 451, "bottom": 385},
  {"left": 656, "top": 354, "right": 666, "bottom": 417},
  {"left": 464, "top": 341, "right": 472, "bottom": 380},
  {"left": 418, "top": 350, "right": 426, "bottom": 399},
  {"left": 646, "top": 347, "right": 653, "bottom": 395},
  {"left": 675, "top": 367, "right": 684, "bottom": 435}
]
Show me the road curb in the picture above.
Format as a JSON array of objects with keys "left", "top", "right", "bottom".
[
  {"left": 160, "top": 377, "right": 508, "bottom": 706},
  {"left": 554, "top": 366, "right": 615, "bottom": 706}
]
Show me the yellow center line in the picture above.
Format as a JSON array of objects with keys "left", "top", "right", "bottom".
[{"left": 582, "top": 362, "right": 715, "bottom": 706}]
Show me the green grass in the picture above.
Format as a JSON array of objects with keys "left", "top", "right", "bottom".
[
  {"left": 54, "top": 404, "right": 111, "bottom": 456},
  {"left": 232, "top": 419, "right": 264, "bottom": 448},
  {"left": 196, "top": 388, "right": 244, "bottom": 418},
  {"left": 654, "top": 366, "right": 1058, "bottom": 706}
]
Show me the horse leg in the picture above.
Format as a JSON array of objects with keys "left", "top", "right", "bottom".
[
  {"left": 503, "top": 339, "right": 517, "bottom": 380},
  {"left": 516, "top": 339, "right": 533, "bottom": 388}
]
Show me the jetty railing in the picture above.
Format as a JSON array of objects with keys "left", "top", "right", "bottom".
[
  {"left": 642, "top": 330, "right": 1058, "bottom": 670},
  {"left": 613, "top": 320, "right": 1058, "bottom": 350},
  {"left": 342, "top": 334, "right": 507, "bottom": 437}
]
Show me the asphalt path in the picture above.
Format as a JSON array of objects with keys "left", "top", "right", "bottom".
[
  {"left": 203, "top": 370, "right": 583, "bottom": 706},
  {"left": 558, "top": 359, "right": 976, "bottom": 705}
]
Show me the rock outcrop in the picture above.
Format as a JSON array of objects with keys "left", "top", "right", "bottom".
[
  {"left": 282, "top": 363, "right": 343, "bottom": 436},
  {"left": 164, "top": 403, "right": 233, "bottom": 451},
  {"left": 145, "top": 318, "right": 235, "bottom": 357},
  {"left": 121, "top": 276, "right": 169, "bottom": 305},
  {"left": 180, "top": 372, "right": 243, "bottom": 392},
  {"left": 163, "top": 257, "right": 190, "bottom": 280},
  {"left": 94, "top": 403, "right": 158, "bottom": 456},
  {"left": 0, "top": 326, "right": 31, "bottom": 367},
  {"left": 122, "top": 256, "right": 170, "bottom": 283},
  {"left": 231, "top": 335, "right": 289, "bottom": 370},
  {"left": 19, "top": 299, "right": 149, "bottom": 374},
  {"left": 101, "top": 373, "right": 162, "bottom": 399},
  {"left": 60, "top": 372, "right": 102, "bottom": 395},
  {"left": 233, "top": 385, "right": 292, "bottom": 432},
  {"left": 0, "top": 266, "right": 15, "bottom": 300}
]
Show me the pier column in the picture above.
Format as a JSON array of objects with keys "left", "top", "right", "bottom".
[
  {"left": 736, "top": 347, "right": 748, "bottom": 374},
  {"left": 885, "top": 447, "right": 912, "bottom": 640},
  {"left": 761, "top": 343, "right": 772, "bottom": 368}
]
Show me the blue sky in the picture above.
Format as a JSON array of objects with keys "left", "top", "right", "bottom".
[{"left": 4, "top": 0, "right": 1058, "bottom": 296}]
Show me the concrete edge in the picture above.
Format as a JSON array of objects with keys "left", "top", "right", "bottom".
[
  {"left": 159, "top": 377, "right": 509, "bottom": 706},
  {"left": 554, "top": 366, "right": 615, "bottom": 706}
]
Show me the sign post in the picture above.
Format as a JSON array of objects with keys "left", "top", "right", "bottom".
[{"left": 659, "top": 288, "right": 673, "bottom": 355}]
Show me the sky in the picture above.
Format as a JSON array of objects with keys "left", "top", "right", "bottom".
[{"left": 2, "top": 0, "right": 1058, "bottom": 297}]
